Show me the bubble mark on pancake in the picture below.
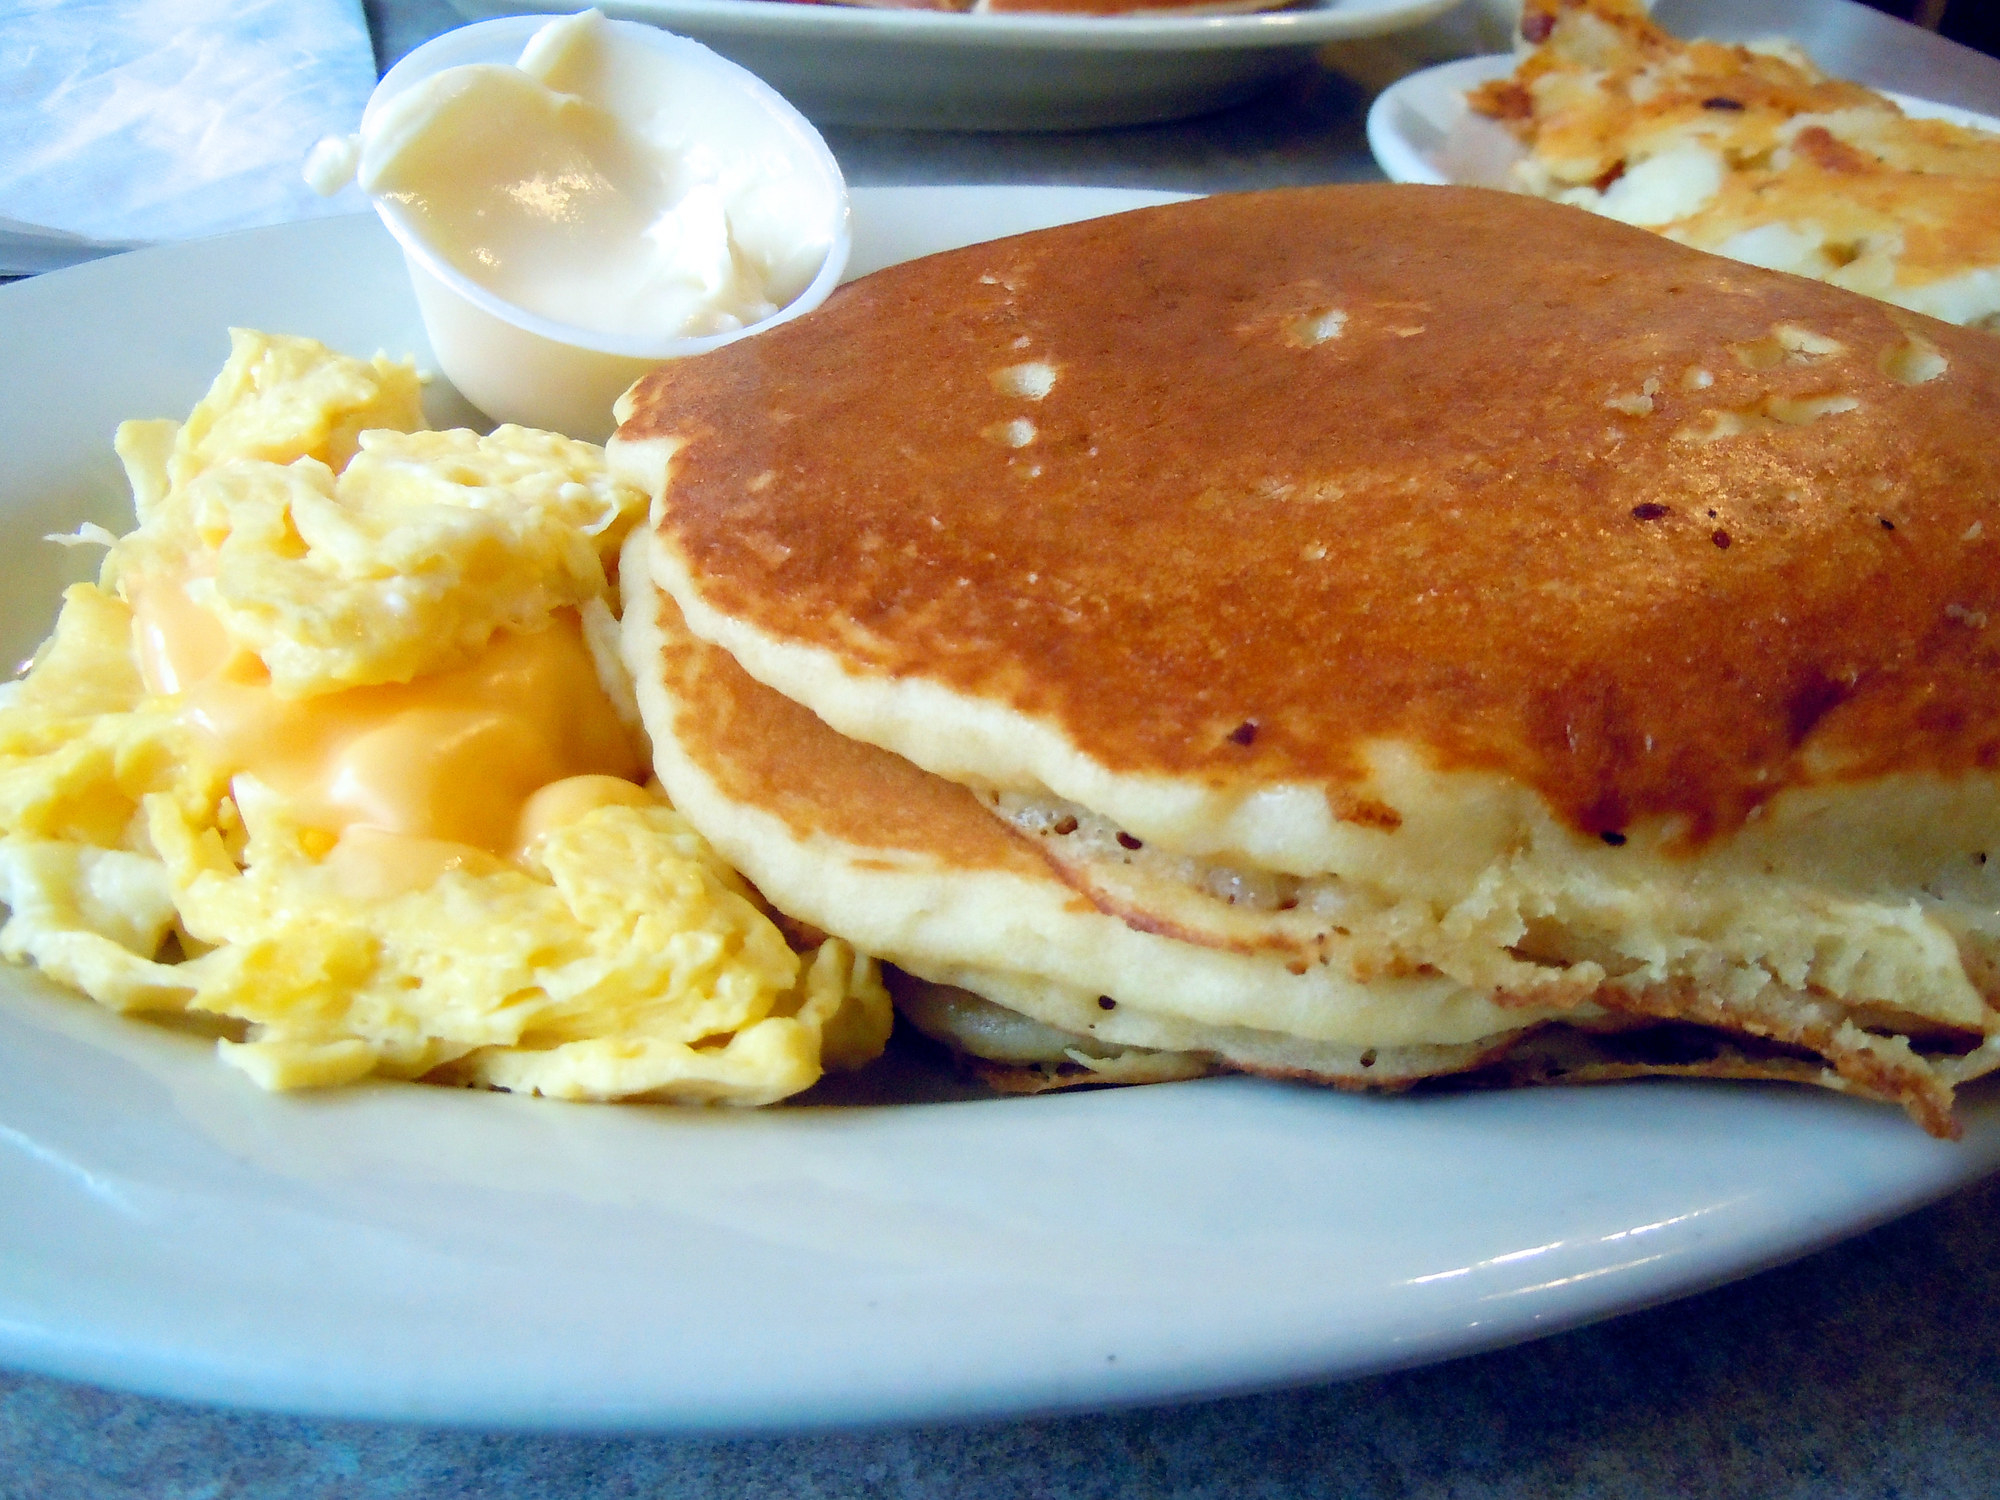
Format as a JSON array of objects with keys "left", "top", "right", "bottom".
[
  {"left": 1605, "top": 376, "right": 1662, "bottom": 416},
  {"left": 1283, "top": 309, "right": 1349, "bottom": 348},
  {"left": 1676, "top": 391, "right": 1862, "bottom": 442},
  {"left": 1881, "top": 333, "right": 1949, "bottom": 386},
  {"left": 983, "top": 418, "right": 1037, "bottom": 448},
  {"left": 1729, "top": 324, "right": 1846, "bottom": 370},
  {"left": 991, "top": 362, "right": 1058, "bottom": 400}
]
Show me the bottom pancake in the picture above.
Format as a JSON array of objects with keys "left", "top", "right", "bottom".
[
  {"left": 620, "top": 527, "right": 2000, "bottom": 1136},
  {"left": 889, "top": 970, "right": 1876, "bottom": 1107}
]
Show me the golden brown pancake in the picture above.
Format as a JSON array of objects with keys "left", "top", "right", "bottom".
[
  {"left": 611, "top": 184, "right": 2000, "bottom": 1134},
  {"left": 617, "top": 184, "right": 2000, "bottom": 856}
]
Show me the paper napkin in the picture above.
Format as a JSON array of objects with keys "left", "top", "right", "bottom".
[{"left": 0, "top": 0, "right": 377, "bottom": 274}]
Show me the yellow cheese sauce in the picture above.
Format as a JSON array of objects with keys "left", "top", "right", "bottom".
[{"left": 135, "top": 575, "right": 642, "bottom": 859}]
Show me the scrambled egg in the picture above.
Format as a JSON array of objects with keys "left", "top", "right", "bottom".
[
  {"left": 0, "top": 329, "right": 891, "bottom": 1103},
  {"left": 1470, "top": 0, "right": 2000, "bottom": 329}
]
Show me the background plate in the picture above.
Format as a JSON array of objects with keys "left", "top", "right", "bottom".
[
  {"left": 445, "top": 0, "right": 1460, "bottom": 129},
  {"left": 2, "top": 186, "right": 1998, "bottom": 1432},
  {"left": 1368, "top": 53, "right": 2000, "bottom": 188}
]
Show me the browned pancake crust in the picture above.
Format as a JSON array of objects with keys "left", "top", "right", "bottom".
[
  {"left": 620, "top": 184, "right": 2000, "bottom": 846},
  {"left": 650, "top": 588, "right": 1055, "bottom": 880}
]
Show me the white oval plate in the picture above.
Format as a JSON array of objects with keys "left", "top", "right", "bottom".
[
  {"left": 2, "top": 185, "right": 1998, "bottom": 1432},
  {"left": 1368, "top": 53, "right": 2000, "bottom": 189},
  {"left": 446, "top": 0, "right": 1460, "bottom": 129}
]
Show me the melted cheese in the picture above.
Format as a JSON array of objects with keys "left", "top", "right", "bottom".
[
  {"left": 131, "top": 577, "right": 644, "bottom": 865},
  {"left": 511, "top": 773, "right": 659, "bottom": 858},
  {"left": 127, "top": 572, "right": 237, "bottom": 697}
]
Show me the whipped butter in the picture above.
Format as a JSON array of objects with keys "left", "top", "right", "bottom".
[{"left": 323, "top": 11, "right": 840, "bottom": 343}]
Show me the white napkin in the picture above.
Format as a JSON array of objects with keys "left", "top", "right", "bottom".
[{"left": 0, "top": 0, "right": 378, "bottom": 275}]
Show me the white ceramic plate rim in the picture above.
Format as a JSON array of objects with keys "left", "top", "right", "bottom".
[
  {"left": 1368, "top": 52, "right": 2000, "bottom": 187},
  {"left": 2, "top": 185, "right": 1998, "bottom": 1433},
  {"left": 461, "top": 0, "right": 1459, "bottom": 54}
]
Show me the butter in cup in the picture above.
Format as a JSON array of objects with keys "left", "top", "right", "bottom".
[{"left": 314, "top": 10, "right": 850, "bottom": 442}]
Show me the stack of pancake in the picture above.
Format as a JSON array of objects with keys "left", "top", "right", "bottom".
[{"left": 611, "top": 184, "right": 2000, "bottom": 1136}]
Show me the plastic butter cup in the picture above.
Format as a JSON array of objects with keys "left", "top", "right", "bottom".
[{"left": 322, "top": 10, "right": 850, "bottom": 442}]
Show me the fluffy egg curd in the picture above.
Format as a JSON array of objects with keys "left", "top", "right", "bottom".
[{"left": 0, "top": 329, "right": 890, "bottom": 1103}]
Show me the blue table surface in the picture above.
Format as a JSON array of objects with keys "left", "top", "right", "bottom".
[{"left": 8, "top": 0, "right": 2000, "bottom": 1494}]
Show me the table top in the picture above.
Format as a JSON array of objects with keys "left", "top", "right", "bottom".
[{"left": 7, "top": 0, "right": 2000, "bottom": 1494}]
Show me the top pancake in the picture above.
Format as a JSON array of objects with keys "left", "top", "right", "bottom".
[{"left": 611, "top": 184, "right": 2000, "bottom": 873}]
